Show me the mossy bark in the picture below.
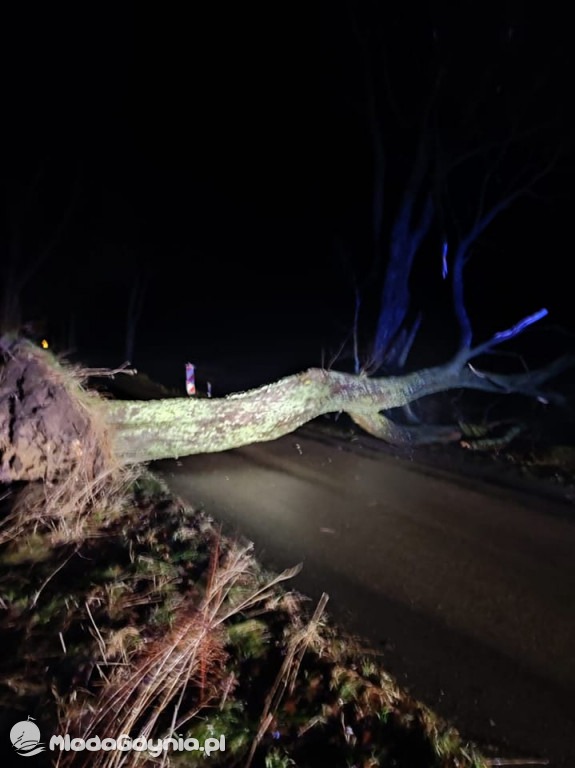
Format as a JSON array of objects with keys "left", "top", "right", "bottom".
[
  {"left": 0, "top": 339, "right": 569, "bottom": 482},
  {"left": 106, "top": 365, "right": 467, "bottom": 463}
]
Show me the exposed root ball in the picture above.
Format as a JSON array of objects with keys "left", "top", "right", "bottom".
[{"left": 0, "top": 339, "right": 114, "bottom": 484}]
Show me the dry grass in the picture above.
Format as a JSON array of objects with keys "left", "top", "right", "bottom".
[
  {"left": 0, "top": 344, "right": 135, "bottom": 546},
  {"left": 2, "top": 463, "right": 135, "bottom": 547},
  {"left": 55, "top": 539, "right": 302, "bottom": 768},
  {"left": 244, "top": 592, "right": 329, "bottom": 768}
]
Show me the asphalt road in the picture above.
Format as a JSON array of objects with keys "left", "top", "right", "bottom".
[{"left": 156, "top": 429, "right": 575, "bottom": 767}]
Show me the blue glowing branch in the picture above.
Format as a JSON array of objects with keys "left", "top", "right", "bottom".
[
  {"left": 452, "top": 189, "right": 532, "bottom": 352},
  {"left": 449, "top": 147, "right": 556, "bottom": 356},
  {"left": 489, "top": 308, "right": 548, "bottom": 344},
  {"left": 451, "top": 308, "right": 549, "bottom": 382},
  {"left": 373, "top": 191, "right": 433, "bottom": 369},
  {"left": 469, "top": 308, "right": 548, "bottom": 360},
  {"left": 369, "top": 75, "right": 446, "bottom": 373}
]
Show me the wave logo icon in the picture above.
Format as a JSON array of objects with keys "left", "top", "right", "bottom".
[{"left": 10, "top": 716, "right": 46, "bottom": 757}]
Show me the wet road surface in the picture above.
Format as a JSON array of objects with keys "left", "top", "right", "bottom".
[{"left": 156, "top": 429, "right": 575, "bottom": 766}]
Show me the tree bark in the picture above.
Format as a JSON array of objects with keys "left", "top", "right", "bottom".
[
  {"left": 1, "top": 339, "right": 569, "bottom": 484},
  {"left": 107, "top": 364, "right": 460, "bottom": 463}
]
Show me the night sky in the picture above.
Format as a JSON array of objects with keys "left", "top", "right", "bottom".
[{"left": 2, "top": 3, "right": 574, "bottom": 389}]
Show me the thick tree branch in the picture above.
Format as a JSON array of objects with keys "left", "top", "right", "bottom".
[
  {"left": 1, "top": 341, "right": 571, "bottom": 482},
  {"left": 464, "top": 309, "right": 548, "bottom": 360},
  {"left": 108, "top": 348, "right": 570, "bottom": 460},
  {"left": 348, "top": 411, "right": 461, "bottom": 446}
]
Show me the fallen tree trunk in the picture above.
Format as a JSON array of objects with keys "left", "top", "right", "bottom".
[
  {"left": 107, "top": 364, "right": 466, "bottom": 463},
  {"left": 0, "top": 336, "right": 570, "bottom": 484}
]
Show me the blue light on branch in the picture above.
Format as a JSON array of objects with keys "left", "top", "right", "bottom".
[
  {"left": 490, "top": 308, "right": 548, "bottom": 345},
  {"left": 442, "top": 240, "right": 448, "bottom": 279}
]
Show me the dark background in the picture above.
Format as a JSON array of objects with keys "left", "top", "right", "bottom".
[{"left": 2, "top": 2, "right": 574, "bottom": 391}]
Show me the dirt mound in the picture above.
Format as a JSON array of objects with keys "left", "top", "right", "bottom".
[{"left": 0, "top": 340, "right": 110, "bottom": 484}]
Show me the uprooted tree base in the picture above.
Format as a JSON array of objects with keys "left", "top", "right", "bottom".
[
  {"left": 0, "top": 338, "right": 572, "bottom": 486},
  {"left": 0, "top": 341, "right": 113, "bottom": 484}
]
